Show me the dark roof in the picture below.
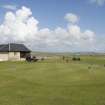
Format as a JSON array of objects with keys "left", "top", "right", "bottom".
[{"left": 0, "top": 43, "right": 31, "bottom": 52}]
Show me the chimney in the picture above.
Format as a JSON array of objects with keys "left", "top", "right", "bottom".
[{"left": 9, "top": 43, "right": 10, "bottom": 52}]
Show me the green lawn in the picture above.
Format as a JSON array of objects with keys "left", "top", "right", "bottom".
[{"left": 0, "top": 56, "right": 105, "bottom": 105}]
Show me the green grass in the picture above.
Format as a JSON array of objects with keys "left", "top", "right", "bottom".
[{"left": 0, "top": 56, "right": 105, "bottom": 105}]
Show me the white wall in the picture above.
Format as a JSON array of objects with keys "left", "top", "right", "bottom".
[
  {"left": 0, "top": 52, "right": 9, "bottom": 61},
  {"left": 8, "top": 52, "right": 20, "bottom": 61},
  {"left": 0, "top": 52, "right": 27, "bottom": 61}
]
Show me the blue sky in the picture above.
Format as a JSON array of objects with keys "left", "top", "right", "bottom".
[
  {"left": 0, "top": 0, "right": 105, "bottom": 52},
  {"left": 0, "top": 0, "right": 104, "bottom": 33}
]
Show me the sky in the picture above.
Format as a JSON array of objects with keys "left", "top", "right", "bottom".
[{"left": 0, "top": 0, "right": 105, "bottom": 52}]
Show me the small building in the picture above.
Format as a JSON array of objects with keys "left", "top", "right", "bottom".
[{"left": 0, "top": 43, "right": 31, "bottom": 61}]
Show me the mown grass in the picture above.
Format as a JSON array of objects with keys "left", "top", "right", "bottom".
[{"left": 0, "top": 55, "right": 105, "bottom": 105}]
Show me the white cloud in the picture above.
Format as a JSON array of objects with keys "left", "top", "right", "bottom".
[
  {"left": 0, "top": 6, "right": 96, "bottom": 52},
  {"left": 65, "top": 13, "right": 79, "bottom": 24},
  {"left": 90, "top": 0, "right": 105, "bottom": 6},
  {"left": 68, "top": 25, "right": 81, "bottom": 39},
  {"left": 0, "top": 4, "right": 17, "bottom": 10}
]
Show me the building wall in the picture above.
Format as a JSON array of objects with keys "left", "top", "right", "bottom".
[
  {"left": 0, "top": 52, "right": 9, "bottom": 61},
  {"left": 8, "top": 52, "right": 20, "bottom": 61},
  {"left": 0, "top": 52, "right": 28, "bottom": 61}
]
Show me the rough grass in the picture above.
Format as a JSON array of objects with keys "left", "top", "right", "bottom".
[{"left": 0, "top": 56, "right": 105, "bottom": 105}]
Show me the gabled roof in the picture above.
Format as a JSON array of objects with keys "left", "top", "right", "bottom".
[{"left": 0, "top": 43, "right": 31, "bottom": 52}]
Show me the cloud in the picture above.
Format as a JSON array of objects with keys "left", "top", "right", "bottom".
[
  {"left": 0, "top": 6, "right": 96, "bottom": 52},
  {"left": 0, "top": 4, "right": 17, "bottom": 10},
  {"left": 65, "top": 13, "right": 79, "bottom": 24},
  {"left": 90, "top": 0, "right": 105, "bottom": 6}
]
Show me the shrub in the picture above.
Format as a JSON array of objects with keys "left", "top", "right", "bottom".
[
  {"left": 88, "top": 66, "right": 91, "bottom": 69},
  {"left": 77, "top": 57, "right": 81, "bottom": 61},
  {"left": 62, "top": 56, "right": 65, "bottom": 60},
  {"left": 72, "top": 57, "right": 76, "bottom": 61},
  {"left": 72, "top": 57, "right": 81, "bottom": 61}
]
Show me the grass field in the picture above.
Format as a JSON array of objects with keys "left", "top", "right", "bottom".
[{"left": 0, "top": 55, "right": 105, "bottom": 105}]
